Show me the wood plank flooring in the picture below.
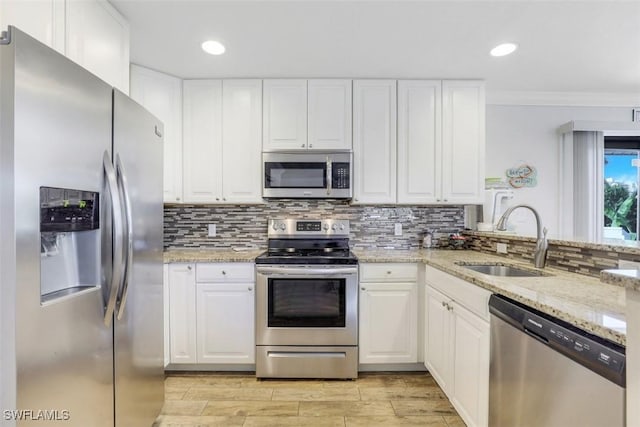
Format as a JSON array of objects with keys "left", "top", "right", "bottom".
[{"left": 154, "top": 372, "right": 465, "bottom": 426}]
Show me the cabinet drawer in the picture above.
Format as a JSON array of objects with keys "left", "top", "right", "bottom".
[
  {"left": 360, "top": 263, "right": 418, "bottom": 282},
  {"left": 196, "top": 263, "right": 255, "bottom": 283},
  {"left": 425, "top": 265, "right": 491, "bottom": 321}
]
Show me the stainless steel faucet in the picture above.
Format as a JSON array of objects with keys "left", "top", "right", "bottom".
[{"left": 495, "top": 204, "right": 548, "bottom": 268}]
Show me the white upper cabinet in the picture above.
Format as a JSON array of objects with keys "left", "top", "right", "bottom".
[
  {"left": 0, "top": 0, "right": 66, "bottom": 53},
  {"left": 263, "top": 79, "right": 308, "bottom": 150},
  {"left": 263, "top": 79, "right": 353, "bottom": 151},
  {"left": 308, "top": 79, "right": 352, "bottom": 150},
  {"left": 65, "top": 0, "right": 130, "bottom": 93},
  {"left": 353, "top": 80, "right": 397, "bottom": 204},
  {"left": 182, "top": 80, "right": 223, "bottom": 203},
  {"left": 182, "top": 79, "right": 263, "bottom": 204},
  {"left": 397, "top": 80, "right": 441, "bottom": 204},
  {"left": 441, "top": 80, "right": 485, "bottom": 204},
  {"left": 221, "top": 80, "right": 263, "bottom": 203},
  {"left": 130, "top": 65, "right": 183, "bottom": 203},
  {"left": 1, "top": 0, "right": 129, "bottom": 92}
]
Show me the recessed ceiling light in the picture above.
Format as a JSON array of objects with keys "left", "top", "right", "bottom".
[
  {"left": 202, "top": 40, "right": 226, "bottom": 55},
  {"left": 490, "top": 43, "right": 518, "bottom": 57}
]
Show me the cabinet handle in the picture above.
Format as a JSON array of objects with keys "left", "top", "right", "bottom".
[
  {"left": 223, "top": 198, "right": 226, "bottom": 201},
  {"left": 361, "top": 287, "right": 366, "bottom": 291},
  {"left": 386, "top": 271, "right": 392, "bottom": 274},
  {"left": 248, "top": 287, "right": 253, "bottom": 291},
  {"left": 176, "top": 197, "right": 180, "bottom": 201},
  {"left": 444, "top": 199, "right": 448, "bottom": 202},
  {"left": 216, "top": 197, "right": 220, "bottom": 201},
  {"left": 222, "top": 270, "right": 226, "bottom": 275},
  {"left": 301, "top": 144, "right": 306, "bottom": 148},
  {"left": 187, "top": 265, "right": 192, "bottom": 271},
  {"left": 309, "top": 144, "right": 313, "bottom": 148},
  {"left": 436, "top": 199, "right": 441, "bottom": 202},
  {"left": 442, "top": 301, "right": 446, "bottom": 307}
]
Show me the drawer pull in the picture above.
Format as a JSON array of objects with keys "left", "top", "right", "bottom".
[
  {"left": 248, "top": 287, "right": 253, "bottom": 291},
  {"left": 187, "top": 265, "right": 192, "bottom": 271},
  {"left": 386, "top": 271, "right": 392, "bottom": 274},
  {"left": 222, "top": 270, "right": 227, "bottom": 275}
]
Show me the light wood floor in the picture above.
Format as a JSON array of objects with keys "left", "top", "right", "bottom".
[{"left": 154, "top": 372, "right": 465, "bottom": 426}]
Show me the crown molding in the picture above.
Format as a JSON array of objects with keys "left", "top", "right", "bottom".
[{"left": 487, "top": 91, "right": 640, "bottom": 107}]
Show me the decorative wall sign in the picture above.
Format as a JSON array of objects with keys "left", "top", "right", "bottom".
[{"left": 506, "top": 163, "right": 537, "bottom": 188}]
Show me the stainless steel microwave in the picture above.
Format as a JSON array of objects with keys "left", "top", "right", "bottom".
[{"left": 262, "top": 152, "right": 352, "bottom": 199}]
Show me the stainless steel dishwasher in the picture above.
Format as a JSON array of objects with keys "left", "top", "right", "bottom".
[{"left": 489, "top": 294, "right": 626, "bottom": 427}]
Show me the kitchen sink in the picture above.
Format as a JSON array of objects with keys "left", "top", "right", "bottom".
[{"left": 456, "top": 262, "right": 548, "bottom": 277}]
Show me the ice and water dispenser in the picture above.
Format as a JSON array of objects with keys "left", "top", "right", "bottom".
[{"left": 40, "top": 187, "right": 100, "bottom": 303}]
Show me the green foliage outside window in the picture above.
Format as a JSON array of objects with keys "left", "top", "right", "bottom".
[{"left": 604, "top": 180, "right": 638, "bottom": 239}]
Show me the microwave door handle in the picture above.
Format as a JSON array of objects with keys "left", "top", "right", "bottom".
[{"left": 326, "top": 157, "right": 332, "bottom": 196}]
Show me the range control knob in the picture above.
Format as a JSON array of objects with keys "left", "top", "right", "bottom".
[
  {"left": 323, "top": 223, "right": 330, "bottom": 231},
  {"left": 332, "top": 224, "right": 338, "bottom": 231},
  {"left": 340, "top": 224, "right": 345, "bottom": 230},
  {"left": 279, "top": 223, "right": 286, "bottom": 231},
  {"left": 272, "top": 222, "right": 278, "bottom": 231}
]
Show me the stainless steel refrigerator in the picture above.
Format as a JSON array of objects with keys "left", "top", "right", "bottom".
[{"left": 0, "top": 26, "right": 164, "bottom": 426}]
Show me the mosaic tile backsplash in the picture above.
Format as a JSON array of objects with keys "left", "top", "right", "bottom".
[{"left": 164, "top": 200, "right": 465, "bottom": 250}]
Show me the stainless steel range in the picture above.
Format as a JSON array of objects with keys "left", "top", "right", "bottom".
[{"left": 255, "top": 219, "right": 358, "bottom": 379}]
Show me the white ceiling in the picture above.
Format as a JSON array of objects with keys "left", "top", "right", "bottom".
[{"left": 111, "top": 0, "right": 640, "bottom": 95}]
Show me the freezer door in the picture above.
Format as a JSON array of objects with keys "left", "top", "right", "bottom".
[
  {"left": 112, "top": 89, "right": 164, "bottom": 426},
  {"left": 5, "top": 28, "right": 114, "bottom": 426}
]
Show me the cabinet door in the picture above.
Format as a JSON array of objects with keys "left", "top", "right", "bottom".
[
  {"left": 196, "top": 283, "right": 255, "bottom": 364},
  {"left": 263, "top": 79, "right": 307, "bottom": 151},
  {"left": 425, "top": 285, "right": 453, "bottom": 393},
  {"left": 359, "top": 282, "right": 418, "bottom": 364},
  {"left": 182, "top": 80, "right": 223, "bottom": 203},
  {"left": 130, "top": 65, "right": 183, "bottom": 203},
  {"left": 441, "top": 80, "right": 485, "bottom": 204},
  {"left": 0, "top": 0, "right": 65, "bottom": 53},
  {"left": 168, "top": 264, "right": 197, "bottom": 364},
  {"left": 65, "top": 0, "right": 130, "bottom": 93},
  {"left": 308, "top": 79, "right": 352, "bottom": 150},
  {"left": 353, "top": 80, "right": 397, "bottom": 204},
  {"left": 163, "top": 264, "right": 170, "bottom": 367},
  {"left": 451, "top": 301, "right": 490, "bottom": 427},
  {"left": 397, "top": 80, "right": 441, "bottom": 204},
  {"left": 221, "top": 80, "right": 263, "bottom": 204}
]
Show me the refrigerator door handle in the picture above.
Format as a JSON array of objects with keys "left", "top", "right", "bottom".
[
  {"left": 103, "top": 151, "right": 124, "bottom": 327},
  {"left": 115, "top": 154, "right": 134, "bottom": 320}
]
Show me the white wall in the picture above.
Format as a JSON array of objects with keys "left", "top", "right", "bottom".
[{"left": 486, "top": 104, "right": 630, "bottom": 238}]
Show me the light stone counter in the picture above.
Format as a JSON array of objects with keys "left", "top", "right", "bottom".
[
  {"left": 164, "top": 248, "right": 264, "bottom": 263},
  {"left": 601, "top": 269, "right": 640, "bottom": 292},
  {"left": 354, "top": 248, "right": 626, "bottom": 346}
]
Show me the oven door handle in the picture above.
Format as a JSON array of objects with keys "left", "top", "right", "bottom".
[{"left": 256, "top": 266, "right": 358, "bottom": 276}]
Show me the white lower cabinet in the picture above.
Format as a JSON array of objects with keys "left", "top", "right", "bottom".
[
  {"left": 359, "top": 263, "right": 418, "bottom": 364},
  {"left": 166, "top": 262, "right": 255, "bottom": 366},
  {"left": 424, "top": 266, "right": 490, "bottom": 427},
  {"left": 168, "top": 263, "right": 197, "bottom": 364},
  {"left": 196, "top": 283, "right": 255, "bottom": 364}
]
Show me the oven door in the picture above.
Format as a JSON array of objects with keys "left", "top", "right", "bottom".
[{"left": 256, "top": 265, "right": 358, "bottom": 346}]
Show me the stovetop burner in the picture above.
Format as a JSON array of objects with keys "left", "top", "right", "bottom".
[{"left": 255, "top": 219, "right": 358, "bottom": 265}]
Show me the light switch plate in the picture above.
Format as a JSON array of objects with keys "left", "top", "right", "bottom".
[
  {"left": 208, "top": 224, "right": 216, "bottom": 237},
  {"left": 496, "top": 242, "right": 508, "bottom": 254},
  {"left": 394, "top": 223, "right": 402, "bottom": 236}
]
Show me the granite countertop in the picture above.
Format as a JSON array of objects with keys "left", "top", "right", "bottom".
[
  {"left": 164, "top": 248, "right": 264, "bottom": 263},
  {"left": 355, "top": 248, "right": 626, "bottom": 346},
  {"left": 601, "top": 269, "right": 640, "bottom": 292}
]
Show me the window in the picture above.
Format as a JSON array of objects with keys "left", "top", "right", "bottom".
[{"left": 604, "top": 137, "right": 640, "bottom": 241}]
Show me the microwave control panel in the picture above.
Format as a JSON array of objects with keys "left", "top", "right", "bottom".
[{"left": 332, "top": 163, "right": 350, "bottom": 189}]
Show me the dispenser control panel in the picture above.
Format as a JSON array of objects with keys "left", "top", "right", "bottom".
[{"left": 40, "top": 187, "right": 99, "bottom": 232}]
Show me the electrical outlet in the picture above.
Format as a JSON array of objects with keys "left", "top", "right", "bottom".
[
  {"left": 394, "top": 223, "right": 402, "bottom": 236},
  {"left": 208, "top": 224, "right": 216, "bottom": 237},
  {"left": 496, "top": 243, "right": 508, "bottom": 254},
  {"left": 618, "top": 260, "right": 640, "bottom": 269}
]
